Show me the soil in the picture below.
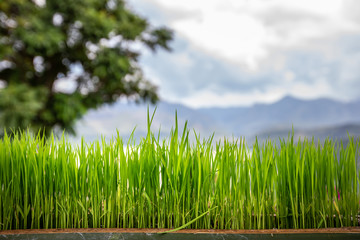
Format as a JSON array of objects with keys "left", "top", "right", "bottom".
[{"left": 1, "top": 227, "right": 360, "bottom": 235}]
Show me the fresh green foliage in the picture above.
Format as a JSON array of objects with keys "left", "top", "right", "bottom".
[
  {"left": 0, "top": 0, "right": 172, "bottom": 136},
  {"left": 0, "top": 117, "right": 359, "bottom": 230}
]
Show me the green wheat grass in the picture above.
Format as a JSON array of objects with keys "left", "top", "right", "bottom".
[{"left": 0, "top": 112, "right": 359, "bottom": 230}]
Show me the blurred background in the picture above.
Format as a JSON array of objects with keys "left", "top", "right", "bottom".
[{"left": 0, "top": 0, "right": 359, "bottom": 144}]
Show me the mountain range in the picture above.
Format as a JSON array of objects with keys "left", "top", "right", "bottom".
[{"left": 72, "top": 96, "right": 360, "bottom": 144}]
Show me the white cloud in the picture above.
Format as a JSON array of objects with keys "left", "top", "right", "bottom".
[
  {"left": 173, "top": 13, "right": 270, "bottom": 70},
  {"left": 146, "top": 0, "right": 360, "bottom": 70},
  {"left": 288, "top": 78, "right": 333, "bottom": 100},
  {"left": 168, "top": 52, "right": 194, "bottom": 69},
  {"left": 283, "top": 71, "right": 295, "bottom": 83},
  {"left": 170, "top": 89, "right": 284, "bottom": 108},
  {"left": 171, "top": 77, "right": 334, "bottom": 108}
]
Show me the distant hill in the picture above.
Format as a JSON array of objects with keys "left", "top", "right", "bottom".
[
  {"left": 197, "top": 96, "right": 360, "bottom": 135},
  {"left": 72, "top": 96, "right": 360, "bottom": 143},
  {"left": 252, "top": 123, "right": 360, "bottom": 146}
]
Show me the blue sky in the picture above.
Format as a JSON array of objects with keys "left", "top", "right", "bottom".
[{"left": 125, "top": 0, "right": 360, "bottom": 108}]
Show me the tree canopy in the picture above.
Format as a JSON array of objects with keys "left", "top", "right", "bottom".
[{"left": 0, "top": 0, "right": 172, "bottom": 135}]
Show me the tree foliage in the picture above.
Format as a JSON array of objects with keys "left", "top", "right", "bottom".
[{"left": 0, "top": 0, "right": 172, "bottom": 135}]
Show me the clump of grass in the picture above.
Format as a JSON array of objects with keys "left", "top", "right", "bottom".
[{"left": 0, "top": 113, "right": 359, "bottom": 230}]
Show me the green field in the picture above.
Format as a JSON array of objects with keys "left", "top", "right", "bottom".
[{"left": 1, "top": 113, "right": 359, "bottom": 230}]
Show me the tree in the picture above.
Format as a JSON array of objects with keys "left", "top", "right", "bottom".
[{"left": 0, "top": 0, "right": 172, "bottom": 136}]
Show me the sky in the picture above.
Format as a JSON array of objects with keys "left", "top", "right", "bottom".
[{"left": 125, "top": 0, "right": 360, "bottom": 108}]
